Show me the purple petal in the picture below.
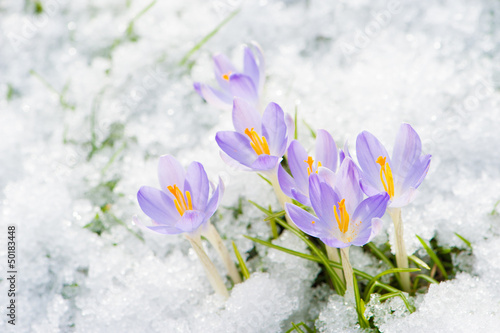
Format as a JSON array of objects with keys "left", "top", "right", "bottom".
[
  {"left": 287, "top": 140, "right": 309, "bottom": 194},
  {"left": 309, "top": 174, "right": 340, "bottom": 225},
  {"left": 219, "top": 151, "right": 253, "bottom": 171},
  {"left": 213, "top": 54, "right": 236, "bottom": 91},
  {"left": 402, "top": 154, "right": 431, "bottom": 190},
  {"left": 356, "top": 131, "right": 391, "bottom": 192},
  {"left": 286, "top": 203, "right": 331, "bottom": 238},
  {"left": 339, "top": 140, "right": 352, "bottom": 165},
  {"left": 350, "top": 218, "right": 383, "bottom": 246},
  {"left": 359, "top": 179, "right": 381, "bottom": 196},
  {"left": 334, "top": 158, "right": 364, "bottom": 214},
  {"left": 261, "top": 102, "right": 288, "bottom": 156},
  {"left": 176, "top": 210, "right": 206, "bottom": 234},
  {"left": 315, "top": 129, "right": 338, "bottom": 172},
  {"left": 351, "top": 193, "right": 389, "bottom": 225},
  {"left": 243, "top": 46, "right": 260, "bottom": 89},
  {"left": 391, "top": 124, "right": 422, "bottom": 186},
  {"left": 250, "top": 42, "right": 265, "bottom": 92},
  {"left": 216, "top": 131, "right": 257, "bottom": 168},
  {"left": 317, "top": 166, "right": 336, "bottom": 187},
  {"left": 322, "top": 236, "right": 351, "bottom": 249},
  {"left": 232, "top": 97, "right": 262, "bottom": 135},
  {"left": 250, "top": 155, "right": 280, "bottom": 171},
  {"left": 158, "top": 155, "right": 186, "bottom": 193},
  {"left": 229, "top": 74, "right": 258, "bottom": 103},
  {"left": 278, "top": 164, "right": 295, "bottom": 198},
  {"left": 285, "top": 113, "right": 295, "bottom": 149},
  {"left": 390, "top": 187, "right": 418, "bottom": 208},
  {"left": 290, "top": 188, "right": 311, "bottom": 206},
  {"left": 147, "top": 225, "right": 184, "bottom": 235},
  {"left": 185, "top": 162, "right": 209, "bottom": 211},
  {"left": 204, "top": 180, "right": 223, "bottom": 222},
  {"left": 137, "top": 186, "right": 180, "bottom": 225},
  {"left": 196, "top": 83, "right": 232, "bottom": 110}
]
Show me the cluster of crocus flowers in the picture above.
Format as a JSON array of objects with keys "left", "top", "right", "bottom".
[
  {"left": 136, "top": 155, "right": 240, "bottom": 298},
  {"left": 193, "top": 43, "right": 264, "bottom": 110}
]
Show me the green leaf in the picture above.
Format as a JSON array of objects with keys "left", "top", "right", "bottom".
[
  {"left": 126, "top": 0, "right": 157, "bottom": 40},
  {"left": 416, "top": 235, "right": 448, "bottom": 280},
  {"left": 232, "top": 241, "right": 250, "bottom": 280},
  {"left": 257, "top": 173, "right": 272, "bottom": 186},
  {"left": 302, "top": 120, "right": 316, "bottom": 139},
  {"left": 454, "top": 232, "right": 472, "bottom": 249},
  {"left": 408, "top": 254, "right": 431, "bottom": 270},
  {"left": 378, "top": 292, "right": 415, "bottom": 313},
  {"left": 413, "top": 274, "right": 439, "bottom": 290},
  {"left": 363, "top": 267, "right": 420, "bottom": 300},
  {"left": 179, "top": 9, "right": 241, "bottom": 66},
  {"left": 353, "top": 273, "right": 370, "bottom": 328},
  {"left": 286, "top": 322, "right": 316, "bottom": 333}
]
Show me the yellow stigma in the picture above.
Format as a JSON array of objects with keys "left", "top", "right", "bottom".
[
  {"left": 222, "top": 71, "right": 232, "bottom": 81},
  {"left": 334, "top": 199, "right": 350, "bottom": 234},
  {"left": 376, "top": 156, "right": 394, "bottom": 198},
  {"left": 245, "top": 128, "right": 270, "bottom": 155},
  {"left": 304, "top": 156, "right": 322, "bottom": 176},
  {"left": 167, "top": 184, "right": 193, "bottom": 216}
]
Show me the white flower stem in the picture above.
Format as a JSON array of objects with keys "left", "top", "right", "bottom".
[
  {"left": 326, "top": 245, "right": 345, "bottom": 284},
  {"left": 388, "top": 207, "right": 411, "bottom": 293},
  {"left": 185, "top": 234, "right": 229, "bottom": 299},
  {"left": 340, "top": 246, "right": 354, "bottom": 301},
  {"left": 266, "top": 169, "right": 298, "bottom": 230},
  {"left": 204, "top": 223, "right": 242, "bottom": 284}
]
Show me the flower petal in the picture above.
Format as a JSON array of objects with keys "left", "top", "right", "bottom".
[
  {"left": 194, "top": 82, "right": 232, "bottom": 110},
  {"left": 309, "top": 173, "right": 340, "bottom": 226},
  {"left": 285, "top": 113, "right": 295, "bottom": 149},
  {"left": 351, "top": 193, "right": 389, "bottom": 225},
  {"left": 158, "top": 155, "right": 186, "bottom": 193},
  {"left": 286, "top": 203, "right": 330, "bottom": 238},
  {"left": 356, "top": 130, "right": 391, "bottom": 192},
  {"left": 229, "top": 73, "right": 258, "bottom": 103},
  {"left": 176, "top": 210, "right": 206, "bottom": 234},
  {"left": 350, "top": 217, "right": 383, "bottom": 246},
  {"left": 334, "top": 158, "right": 364, "bottom": 214},
  {"left": 147, "top": 225, "right": 184, "bottom": 235},
  {"left": 278, "top": 164, "right": 295, "bottom": 198},
  {"left": 390, "top": 187, "right": 418, "bottom": 208},
  {"left": 250, "top": 155, "right": 280, "bottom": 171},
  {"left": 261, "top": 102, "right": 288, "bottom": 156},
  {"left": 290, "top": 188, "right": 311, "bottom": 206},
  {"left": 137, "top": 186, "right": 180, "bottom": 225},
  {"left": 321, "top": 236, "right": 351, "bottom": 249},
  {"left": 232, "top": 97, "right": 262, "bottom": 135},
  {"left": 204, "top": 179, "right": 223, "bottom": 222},
  {"left": 287, "top": 140, "right": 309, "bottom": 194},
  {"left": 213, "top": 53, "right": 236, "bottom": 91},
  {"left": 317, "top": 166, "right": 336, "bottom": 187},
  {"left": 243, "top": 46, "right": 260, "bottom": 90},
  {"left": 185, "top": 162, "right": 209, "bottom": 211},
  {"left": 402, "top": 154, "right": 431, "bottom": 190},
  {"left": 219, "top": 151, "right": 253, "bottom": 171},
  {"left": 216, "top": 131, "right": 256, "bottom": 168},
  {"left": 250, "top": 41, "right": 265, "bottom": 92},
  {"left": 391, "top": 123, "right": 422, "bottom": 186},
  {"left": 315, "top": 129, "right": 338, "bottom": 172}
]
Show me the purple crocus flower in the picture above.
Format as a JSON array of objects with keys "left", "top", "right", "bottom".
[
  {"left": 215, "top": 98, "right": 291, "bottom": 172},
  {"left": 278, "top": 129, "right": 339, "bottom": 206},
  {"left": 193, "top": 43, "right": 264, "bottom": 110},
  {"left": 285, "top": 159, "right": 389, "bottom": 248},
  {"left": 137, "top": 155, "right": 223, "bottom": 235},
  {"left": 356, "top": 123, "right": 431, "bottom": 208}
]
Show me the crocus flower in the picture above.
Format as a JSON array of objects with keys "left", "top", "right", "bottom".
[
  {"left": 286, "top": 159, "right": 390, "bottom": 248},
  {"left": 278, "top": 129, "right": 339, "bottom": 206},
  {"left": 356, "top": 123, "right": 431, "bottom": 208},
  {"left": 215, "top": 98, "right": 290, "bottom": 172},
  {"left": 193, "top": 43, "right": 264, "bottom": 110},
  {"left": 137, "top": 155, "right": 223, "bottom": 235}
]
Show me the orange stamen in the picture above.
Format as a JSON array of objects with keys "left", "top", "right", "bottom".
[
  {"left": 245, "top": 128, "right": 270, "bottom": 155},
  {"left": 222, "top": 71, "right": 232, "bottom": 81},
  {"left": 167, "top": 184, "right": 193, "bottom": 216},
  {"left": 304, "top": 156, "right": 322, "bottom": 176},
  {"left": 334, "top": 199, "right": 349, "bottom": 234},
  {"left": 376, "top": 156, "right": 394, "bottom": 198}
]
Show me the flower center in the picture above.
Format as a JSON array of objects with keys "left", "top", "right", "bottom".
[
  {"left": 167, "top": 184, "right": 193, "bottom": 216},
  {"left": 222, "top": 71, "right": 232, "bottom": 81},
  {"left": 245, "top": 128, "right": 270, "bottom": 155},
  {"left": 334, "top": 199, "right": 349, "bottom": 234},
  {"left": 304, "top": 156, "right": 322, "bottom": 176},
  {"left": 376, "top": 156, "right": 394, "bottom": 198}
]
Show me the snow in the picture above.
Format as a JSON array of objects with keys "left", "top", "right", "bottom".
[{"left": 1, "top": 0, "right": 500, "bottom": 332}]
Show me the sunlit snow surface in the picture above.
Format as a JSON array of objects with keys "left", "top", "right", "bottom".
[{"left": 1, "top": 0, "right": 500, "bottom": 332}]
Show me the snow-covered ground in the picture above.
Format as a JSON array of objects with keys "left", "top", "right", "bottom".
[{"left": 1, "top": 0, "right": 500, "bottom": 332}]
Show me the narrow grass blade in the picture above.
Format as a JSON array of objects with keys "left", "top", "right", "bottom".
[
  {"left": 413, "top": 274, "right": 439, "bottom": 290},
  {"left": 353, "top": 273, "right": 370, "bottom": 328},
  {"left": 379, "top": 292, "right": 415, "bottom": 313},
  {"left": 454, "top": 232, "right": 472, "bottom": 249},
  {"left": 363, "top": 268, "right": 420, "bottom": 300},
  {"left": 416, "top": 235, "right": 448, "bottom": 279},
  {"left": 179, "top": 9, "right": 240, "bottom": 66},
  {"left": 302, "top": 120, "right": 316, "bottom": 139},
  {"left": 408, "top": 254, "right": 431, "bottom": 270},
  {"left": 232, "top": 241, "right": 250, "bottom": 280},
  {"left": 273, "top": 218, "right": 346, "bottom": 295}
]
